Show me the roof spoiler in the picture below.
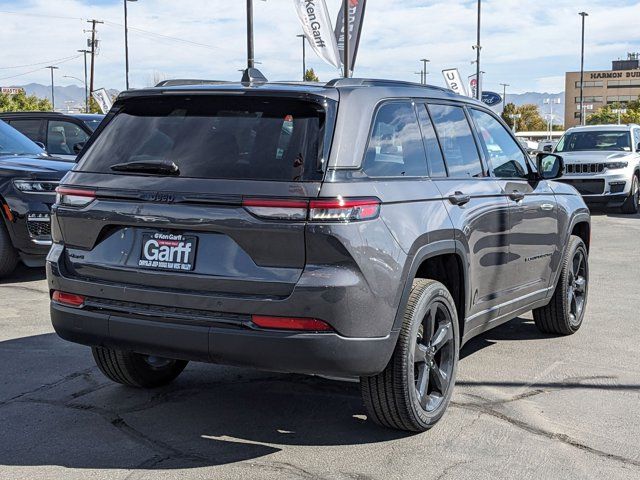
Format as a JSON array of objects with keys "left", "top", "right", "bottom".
[{"left": 241, "top": 68, "right": 268, "bottom": 85}]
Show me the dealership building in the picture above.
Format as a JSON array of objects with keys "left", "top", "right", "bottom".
[{"left": 565, "top": 54, "right": 640, "bottom": 128}]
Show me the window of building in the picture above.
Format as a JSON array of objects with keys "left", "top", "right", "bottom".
[
  {"left": 362, "top": 102, "right": 428, "bottom": 178},
  {"left": 575, "top": 96, "right": 603, "bottom": 103},
  {"left": 575, "top": 81, "right": 604, "bottom": 88},
  {"left": 608, "top": 80, "right": 640, "bottom": 88}
]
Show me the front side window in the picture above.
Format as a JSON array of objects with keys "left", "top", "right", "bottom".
[
  {"left": 428, "top": 104, "right": 483, "bottom": 178},
  {"left": 78, "top": 96, "right": 326, "bottom": 181},
  {"left": 47, "top": 121, "right": 89, "bottom": 156},
  {"left": 7, "top": 119, "right": 43, "bottom": 143},
  {"left": 470, "top": 109, "right": 529, "bottom": 179},
  {"left": 556, "top": 130, "right": 632, "bottom": 152},
  {"left": 363, "top": 102, "right": 428, "bottom": 178}
]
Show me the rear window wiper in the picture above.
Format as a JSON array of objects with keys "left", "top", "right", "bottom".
[{"left": 110, "top": 160, "right": 180, "bottom": 176}]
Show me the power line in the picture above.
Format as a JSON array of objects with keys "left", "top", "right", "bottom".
[
  {"left": 0, "top": 54, "right": 82, "bottom": 70},
  {"left": 0, "top": 55, "right": 82, "bottom": 81}
]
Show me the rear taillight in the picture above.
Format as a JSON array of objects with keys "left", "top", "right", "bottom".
[
  {"left": 251, "top": 315, "right": 333, "bottom": 332},
  {"left": 242, "top": 198, "right": 309, "bottom": 220},
  {"left": 55, "top": 187, "right": 96, "bottom": 207},
  {"left": 52, "top": 291, "right": 85, "bottom": 308},
  {"left": 309, "top": 197, "right": 380, "bottom": 222},
  {"left": 243, "top": 197, "right": 381, "bottom": 222}
]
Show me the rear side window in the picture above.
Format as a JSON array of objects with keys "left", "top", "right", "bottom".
[
  {"left": 416, "top": 104, "right": 447, "bottom": 177},
  {"left": 428, "top": 104, "right": 483, "bottom": 178},
  {"left": 363, "top": 102, "right": 428, "bottom": 178},
  {"left": 7, "top": 119, "right": 43, "bottom": 143},
  {"left": 78, "top": 96, "right": 327, "bottom": 181}
]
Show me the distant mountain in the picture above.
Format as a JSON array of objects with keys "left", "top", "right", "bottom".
[{"left": 12, "top": 83, "right": 119, "bottom": 112}]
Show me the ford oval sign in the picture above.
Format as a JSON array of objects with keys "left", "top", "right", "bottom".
[{"left": 482, "top": 91, "right": 503, "bottom": 107}]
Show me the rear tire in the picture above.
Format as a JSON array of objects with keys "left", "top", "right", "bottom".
[
  {"left": 360, "top": 279, "right": 459, "bottom": 432},
  {"left": 92, "top": 347, "right": 188, "bottom": 388},
  {"left": 533, "top": 235, "right": 589, "bottom": 335},
  {"left": 0, "top": 222, "right": 18, "bottom": 279},
  {"left": 621, "top": 174, "right": 639, "bottom": 215}
]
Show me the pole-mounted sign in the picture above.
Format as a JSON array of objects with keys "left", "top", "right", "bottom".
[
  {"left": 334, "top": 0, "right": 367, "bottom": 76},
  {"left": 442, "top": 69, "right": 468, "bottom": 97},
  {"left": 91, "top": 88, "right": 113, "bottom": 114},
  {"left": 293, "top": 0, "right": 341, "bottom": 69}
]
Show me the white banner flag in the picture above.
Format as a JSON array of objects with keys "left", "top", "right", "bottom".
[
  {"left": 91, "top": 88, "right": 113, "bottom": 114},
  {"left": 468, "top": 73, "right": 483, "bottom": 99},
  {"left": 442, "top": 69, "right": 468, "bottom": 97},
  {"left": 293, "top": 0, "right": 341, "bottom": 69}
]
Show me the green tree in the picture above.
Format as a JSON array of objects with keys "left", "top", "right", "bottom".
[
  {"left": 0, "top": 91, "right": 52, "bottom": 112},
  {"left": 588, "top": 96, "right": 640, "bottom": 125},
  {"left": 304, "top": 68, "right": 319, "bottom": 82},
  {"left": 501, "top": 103, "right": 546, "bottom": 131}
]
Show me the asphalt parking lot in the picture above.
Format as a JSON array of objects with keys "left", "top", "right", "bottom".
[{"left": 1, "top": 211, "right": 639, "bottom": 480}]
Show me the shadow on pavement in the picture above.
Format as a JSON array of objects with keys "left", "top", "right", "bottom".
[
  {"left": 0, "top": 333, "right": 409, "bottom": 471},
  {"left": 0, "top": 263, "right": 46, "bottom": 285}
]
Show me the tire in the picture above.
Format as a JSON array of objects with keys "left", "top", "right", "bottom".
[
  {"left": 92, "top": 347, "right": 188, "bottom": 388},
  {"left": 360, "top": 279, "right": 460, "bottom": 432},
  {"left": 533, "top": 235, "right": 589, "bottom": 335},
  {"left": 621, "top": 174, "right": 639, "bottom": 215},
  {"left": 0, "top": 221, "right": 19, "bottom": 279}
]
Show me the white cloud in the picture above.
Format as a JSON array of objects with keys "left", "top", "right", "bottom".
[{"left": 0, "top": 0, "right": 638, "bottom": 94}]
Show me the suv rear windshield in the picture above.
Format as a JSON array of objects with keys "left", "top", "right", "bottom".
[
  {"left": 556, "top": 131, "right": 632, "bottom": 152},
  {"left": 78, "top": 95, "right": 327, "bottom": 181}
]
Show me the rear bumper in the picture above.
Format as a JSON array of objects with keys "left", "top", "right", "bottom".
[{"left": 50, "top": 302, "right": 396, "bottom": 377}]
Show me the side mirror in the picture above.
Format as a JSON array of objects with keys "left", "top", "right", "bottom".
[
  {"left": 34, "top": 141, "right": 46, "bottom": 150},
  {"left": 636, "top": 142, "right": 640, "bottom": 152},
  {"left": 536, "top": 153, "right": 564, "bottom": 180},
  {"left": 73, "top": 142, "right": 86, "bottom": 155},
  {"left": 543, "top": 145, "right": 553, "bottom": 152}
]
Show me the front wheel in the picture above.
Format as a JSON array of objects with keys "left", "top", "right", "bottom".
[
  {"left": 0, "top": 222, "right": 18, "bottom": 279},
  {"left": 361, "top": 279, "right": 459, "bottom": 432},
  {"left": 621, "top": 174, "right": 639, "bottom": 214},
  {"left": 92, "top": 347, "right": 188, "bottom": 388},
  {"left": 533, "top": 235, "right": 589, "bottom": 335}
]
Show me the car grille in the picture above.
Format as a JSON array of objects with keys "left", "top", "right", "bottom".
[
  {"left": 560, "top": 179, "right": 605, "bottom": 195},
  {"left": 27, "top": 218, "right": 52, "bottom": 238},
  {"left": 565, "top": 163, "right": 606, "bottom": 174}
]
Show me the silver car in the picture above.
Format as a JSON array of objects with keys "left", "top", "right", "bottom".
[{"left": 555, "top": 124, "right": 640, "bottom": 214}]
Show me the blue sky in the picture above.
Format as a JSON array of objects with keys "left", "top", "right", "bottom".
[{"left": 1, "top": 0, "right": 639, "bottom": 94}]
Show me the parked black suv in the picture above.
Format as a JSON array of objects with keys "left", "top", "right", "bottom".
[
  {"left": 49, "top": 75, "right": 590, "bottom": 432},
  {"left": 0, "top": 112, "right": 104, "bottom": 161},
  {"left": 0, "top": 120, "right": 73, "bottom": 277}
]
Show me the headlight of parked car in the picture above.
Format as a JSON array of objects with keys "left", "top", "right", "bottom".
[
  {"left": 607, "top": 161, "right": 629, "bottom": 170},
  {"left": 12, "top": 180, "right": 59, "bottom": 193}
]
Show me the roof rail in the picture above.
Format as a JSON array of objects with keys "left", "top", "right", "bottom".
[
  {"left": 155, "top": 79, "right": 231, "bottom": 87},
  {"left": 325, "top": 78, "right": 452, "bottom": 93}
]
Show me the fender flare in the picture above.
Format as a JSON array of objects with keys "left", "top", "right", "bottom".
[
  {"left": 390, "top": 239, "right": 469, "bottom": 334},
  {"left": 550, "top": 211, "right": 591, "bottom": 292}
]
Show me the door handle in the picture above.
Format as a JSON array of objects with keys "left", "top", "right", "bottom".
[
  {"left": 508, "top": 190, "right": 526, "bottom": 202},
  {"left": 448, "top": 191, "right": 471, "bottom": 206},
  {"left": 541, "top": 203, "right": 555, "bottom": 211}
]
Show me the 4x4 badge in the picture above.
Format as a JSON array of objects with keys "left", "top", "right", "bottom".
[{"left": 141, "top": 192, "right": 175, "bottom": 203}]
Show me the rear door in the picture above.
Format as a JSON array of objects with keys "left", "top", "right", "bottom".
[
  {"left": 426, "top": 102, "right": 511, "bottom": 324},
  {"left": 469, "top": 108, "right": 559, "bottom": 306},
  {"left": 55, "top": 93, "right": 333, "bottom": 298}
]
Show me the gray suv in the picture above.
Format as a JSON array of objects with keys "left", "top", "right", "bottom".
[{"left": 48, "top": 74, "right": 591, "bottom": 432}]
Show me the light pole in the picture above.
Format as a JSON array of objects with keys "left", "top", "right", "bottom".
[
  {"left": 77, "top": 50, "right": 90, "bottom": 113},
  {"left": 500, "top": 83, "right": 509, "bottom": 114},
  {"left": 509, "top": 113, "right": 522, "bottom": 134},
  {"left": 342, "top": 0, "right": 349, "bottom": 78},
  {"left": 46, "top": 66, "right": 59, "bottom": 111},
  {"left": 64, "top": 76, "right": 87, "bottom": 112},
  {"left": 297, "top": 34, "right": 306, "bottom": 81},
  {"left": 124, "top": 0, "right": 138, "bottom": 90},
  {"left": 544, "top": 98, "right": 561, "bottom": 139},
  {"left": 420, "top": 59, "right": 430, "bottom": 85},
  {"left": 473, "top": 0, "right": 482, "bottom": 100},
  {"left": 579, "top": 11, "right": 588, "bottom": 126}
]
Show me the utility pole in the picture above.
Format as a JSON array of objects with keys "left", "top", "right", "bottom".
[
  {"left": 46, "top": 66, "right": 59, "bottom": 111},
  {"left": 343, "top": 0, "right": 349, "bottom": 78},
  {"left": 500, "top": 83, "right": 509, "bottom": 114},
  {"left": 420, "top": 59, "right": 430, "bottom": 85},
  {"left": 579, "top": 11, "right": 588, "bottom": 126},
  {"left": 247, "top": 0, "right": 255, "bottom": 69},
  {"left": 297, "top": 34, "right": 306, "bottom": 81},
  {"left": 124, "top": 0, "right": 138, "bottom": 90},
  {"left": 78, "top": 50, "right": 90, "bottom": 113},
  {"left": 87, "top": 19, "right": 104, "bottom": 104},
  {"left": 474, "top": 0, "right": 482, "bottom": 99}
]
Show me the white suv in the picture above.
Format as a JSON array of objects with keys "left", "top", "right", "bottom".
[{"left": 555, "top": 124, "right": 640, "bottom": 214}]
